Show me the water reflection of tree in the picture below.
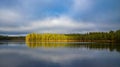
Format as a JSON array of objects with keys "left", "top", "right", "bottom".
[{"left": 26, "top": 41, "right": 120, "bottom": 52}]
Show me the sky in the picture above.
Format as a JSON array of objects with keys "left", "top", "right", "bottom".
[{"left": 0, "top": 0, "right": 120, "bottom": 36}]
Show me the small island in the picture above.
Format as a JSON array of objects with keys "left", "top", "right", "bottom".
[{"left": 26, "top": 29, "right": 120, "bottom": 43}]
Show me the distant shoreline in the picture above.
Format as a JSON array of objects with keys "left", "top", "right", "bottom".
[
  {"left": 26, "top": 40, "right": 116, "bottom": 43},
  {"left": 0, "top": 39, "right": 117, "bottom": 43}
]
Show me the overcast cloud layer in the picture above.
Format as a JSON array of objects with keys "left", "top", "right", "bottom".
[{"left": 0, "top": 0, "right": 120, "bottom": 35}]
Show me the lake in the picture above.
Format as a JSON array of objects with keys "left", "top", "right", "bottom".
[{"left": 0, "top": 41, "right": 120, "bottom": 67}]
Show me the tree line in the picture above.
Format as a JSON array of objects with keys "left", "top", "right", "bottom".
[
  {"left": 65, "top": 30, "right": 120, "bottom": 42},
  {"left": 26, "top": 33, "right": 68, "bottom": 42},
  {"left": 0, "top": 35, "right": 25, "bottom": 41},
  {"left": 26, "top": 29, "right": 120, "bottom": 42}
]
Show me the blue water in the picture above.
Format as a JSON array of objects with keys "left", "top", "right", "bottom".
[{"left": 0, "top": 42, "right": 120, "bottom": 67}]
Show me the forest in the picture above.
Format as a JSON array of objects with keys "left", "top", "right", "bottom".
[
  {"left": 0, "top": 35, "right": 25, "bottom": 41},
  {"left": 26, "top": 29, "right": 120, "bottom": 43}
]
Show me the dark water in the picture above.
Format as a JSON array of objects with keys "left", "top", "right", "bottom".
[{"left": 0, "top": 41, "right": 120, "bottom": 67}]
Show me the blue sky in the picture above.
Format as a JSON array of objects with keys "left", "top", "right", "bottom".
[{"left": 0, "top": 0, "right": 120, "bottom": 35}]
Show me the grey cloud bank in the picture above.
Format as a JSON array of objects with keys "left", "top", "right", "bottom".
[{"left": 0, "top": 0, "right": 120, "bottom": 35}]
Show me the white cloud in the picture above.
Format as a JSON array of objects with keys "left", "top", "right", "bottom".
[
  {"left": 0, "top": 16, "right": 96, "bottom": 33},
  {"left": 0, "top": 9, "right": 22, "bottom": 23},
  {"left": 71, "top": 0, "right": 94, "bottom": 13},
  {"left": 30, "top": 16, "right": 95, "bottom": 29}
]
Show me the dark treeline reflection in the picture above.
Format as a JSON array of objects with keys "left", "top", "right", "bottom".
[{"left": 26, "top": 41, "right": 120, "bottom": 52}]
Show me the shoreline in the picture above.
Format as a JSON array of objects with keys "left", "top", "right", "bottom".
[{"left": 26, "top": 40, "right": 117, "bottom": 43}]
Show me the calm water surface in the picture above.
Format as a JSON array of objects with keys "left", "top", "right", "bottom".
[{"left": 0, "top": 41, "right": 120, "bottom": 67}]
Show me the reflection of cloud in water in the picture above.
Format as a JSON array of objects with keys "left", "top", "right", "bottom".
[
  {"left": 0, "top": 43, "right": 120, "bottom": 67},
  {"left": 0, "top": 48, "right": 94, "bottom": 63},
  {"left": 0, "top": 48, "right": 119, "bottom": 64}
]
